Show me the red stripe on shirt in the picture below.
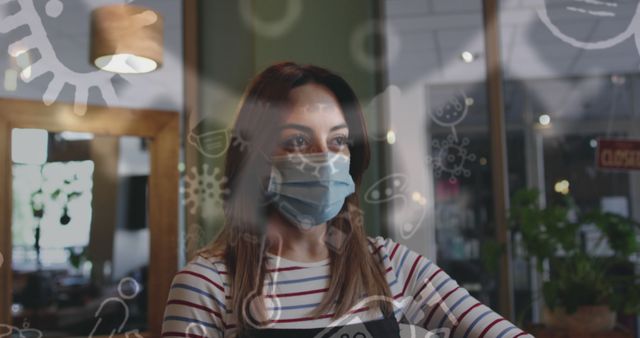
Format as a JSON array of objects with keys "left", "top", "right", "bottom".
[
  {"left": 267, "top": 266, "right": 308, "bottom": 272},
  {"left": 450, "top": 302, "right": 482, "bottom": 337},
  {"left": 395, "top": 256, "right": 422, "bottom": 298},
  {"left": 371, "top": 244, "right": 385, "bottom": 255},
  {"left": 423, "top": 286, "right": 460, "bottom": 326},
  {"left": 167, "top": 299, "right": 223, "bottom": 319},
  {"left": 178, "top": 271, "right": 225, "bottom": 292},
  {"left": 479, "top": 318, "right": 505, "bottom": 338},
  {"left": 389, "top": 242, "right": 401, "bottom": 259},
  {"left": 265, "top": 287, "right": 330, "bottom": 298},
  {"left": 413, "top": 268, "right": 443, "bottom": 298}
]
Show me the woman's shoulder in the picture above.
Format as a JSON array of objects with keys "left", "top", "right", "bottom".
[
  {"left": 366, "top": 235, "right": 410, "bottom": 256},
  {"left": 170, "top": 254, "right": 228, "bottom": 293},
  {"left": 366, "top": 235, "right": 392, "bottom": 253},
  {"left": 367, "top": 236, "right": 432, "bottom": 269}
]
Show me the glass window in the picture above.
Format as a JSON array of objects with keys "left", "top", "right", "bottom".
[
  {"left": 383, "top": 0, "right": 503, "bottom": 310},
  {"left": 10, "top": 132, "right": 151, "bottom": 336},
  {"left": 500, "top": 0, "right": 640, "bottom": 332}
]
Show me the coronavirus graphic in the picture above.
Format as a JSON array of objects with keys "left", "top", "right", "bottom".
[
  {"left": 428, "top": 135, "right": 476, "bottom": 184},
  {"left": 0, "top": 0, "right": 120, "bottom": 115},
  {"left": 183, "top": 164, "right": 229, "bottom": 220}
]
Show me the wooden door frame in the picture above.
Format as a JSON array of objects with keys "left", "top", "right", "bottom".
[{"left": 0, "top": 98, "right": 179, "bottom": 338}]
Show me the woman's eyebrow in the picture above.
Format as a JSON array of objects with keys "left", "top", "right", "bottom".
[
  {"left": 280, "top": 123, "right": 312, "bottom": 133},
  {"left": 330, "top": 123, "right": 348, "bottom": 132},
  {"left": 279, "top": 123, "right": 348, "bottom": 133}
]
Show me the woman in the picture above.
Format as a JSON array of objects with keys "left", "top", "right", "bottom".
[{"left": 161, "top": 62, "right": 532, "bottom": 338}]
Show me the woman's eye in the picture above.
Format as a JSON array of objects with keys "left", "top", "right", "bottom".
[
  {"left": 281, "top": 135, "right": 309, "bottom": 151},
  {"left": 329, "top": 135, "right": 350, "bottom": 151}
]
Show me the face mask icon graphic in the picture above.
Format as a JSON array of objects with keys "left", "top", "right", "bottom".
[
  {"left": 537, "top": 0, "right": 640, "bottom": 51},
  {"left": 188, "top": 128, "right": 230, "bottom": 158}
]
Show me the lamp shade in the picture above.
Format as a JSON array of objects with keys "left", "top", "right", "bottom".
[{"left": 90, "top": 4, "right": 163, "bottom": 74}]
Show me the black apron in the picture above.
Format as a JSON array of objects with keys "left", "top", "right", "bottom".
[{"left": 240, "top": 314, "right": 401, "bottom": 338}]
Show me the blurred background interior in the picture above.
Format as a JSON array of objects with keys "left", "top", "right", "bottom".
[{"left": 0, "top": 0, "right": 639, "bottom": 337}]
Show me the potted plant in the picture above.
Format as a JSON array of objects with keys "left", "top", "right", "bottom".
[{"left": 509, "top": 188, "right": 640, "bottom": 333}]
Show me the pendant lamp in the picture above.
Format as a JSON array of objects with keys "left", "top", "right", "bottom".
[{"left": 90, "top": 4, "right": 163, "bottom": 74}]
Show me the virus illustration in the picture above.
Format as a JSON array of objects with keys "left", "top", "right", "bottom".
[
  {"left": 430, "top": 89, "right": 471, "bottom": 142},
  {"left": 0, "top": 0, "right": 119, "bottom": 115},
  {"left": 183, "top": 164, "right": 229, "bottom": 220},
  {"left": 428, "top": 135, "right": 476, "bottom": 184}
]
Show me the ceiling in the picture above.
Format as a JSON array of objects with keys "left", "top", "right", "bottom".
[
  {"left": 0, "top": 0, "right": 183, "bottom": 113},
  {"left": 385, "top": 0, "right": 640, "bottom": 85},
  {"left": 2, "top": 0, "right": 638, "bottom": 115}
]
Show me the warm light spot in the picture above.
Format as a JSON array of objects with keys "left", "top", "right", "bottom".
[
  {"left": 9, "top": 47, "right": 27, "bottom": 58},
  {"left": 94, "top": 53, "right": 158, "bottom": 74},
  {"left": 412, "top": 191, "right": 421, "bottom": 202},
  {"left": 554, "top": 179, "right": 570, "bottom": 195}
]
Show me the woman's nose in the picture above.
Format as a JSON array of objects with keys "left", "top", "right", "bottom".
[{"left": 309, "top": 137, "right": 329, "bottom": 153}]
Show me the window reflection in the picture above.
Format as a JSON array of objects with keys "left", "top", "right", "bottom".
[{"left": 10, "top": 131, "right": 150, "bottom": 336}]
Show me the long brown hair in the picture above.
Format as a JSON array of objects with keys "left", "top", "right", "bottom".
[{"left": 199, "top": 62, "right": 392, "bottom": 333}]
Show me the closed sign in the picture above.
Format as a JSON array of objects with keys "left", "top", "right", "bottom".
[{"left": 596, "top": 139, "right": 640, "bottom": 171}]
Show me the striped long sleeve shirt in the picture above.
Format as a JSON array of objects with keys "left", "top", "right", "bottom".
[{"left": 161, "top": 236, "right": 533, "bottom": 338}]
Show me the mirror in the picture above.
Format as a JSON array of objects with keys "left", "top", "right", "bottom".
[
  {"left": 11, "top": 130, "right": 150, "bottom": 337},
  {"left": 0, "top": 99, "right": 179, "bottom": 338}
]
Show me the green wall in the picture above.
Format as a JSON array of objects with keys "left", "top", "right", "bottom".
[{"left": 196, "top": 0, "right": 386, "bottom": 239}]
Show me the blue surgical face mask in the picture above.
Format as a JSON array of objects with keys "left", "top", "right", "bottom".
[{"left": 266, "top": 152, "right": 355, "bottom": 228}]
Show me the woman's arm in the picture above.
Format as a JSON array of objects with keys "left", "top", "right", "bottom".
[
  {"left": 374, "top": 237, "right": 533, "bottom": 338},
  {"left": 161, "top": 257, "right": 229, "bottom": 338}
]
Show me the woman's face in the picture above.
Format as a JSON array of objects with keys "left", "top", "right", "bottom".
[{"left": 273, "top": 83, "right": 350, "bottom": 157}]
